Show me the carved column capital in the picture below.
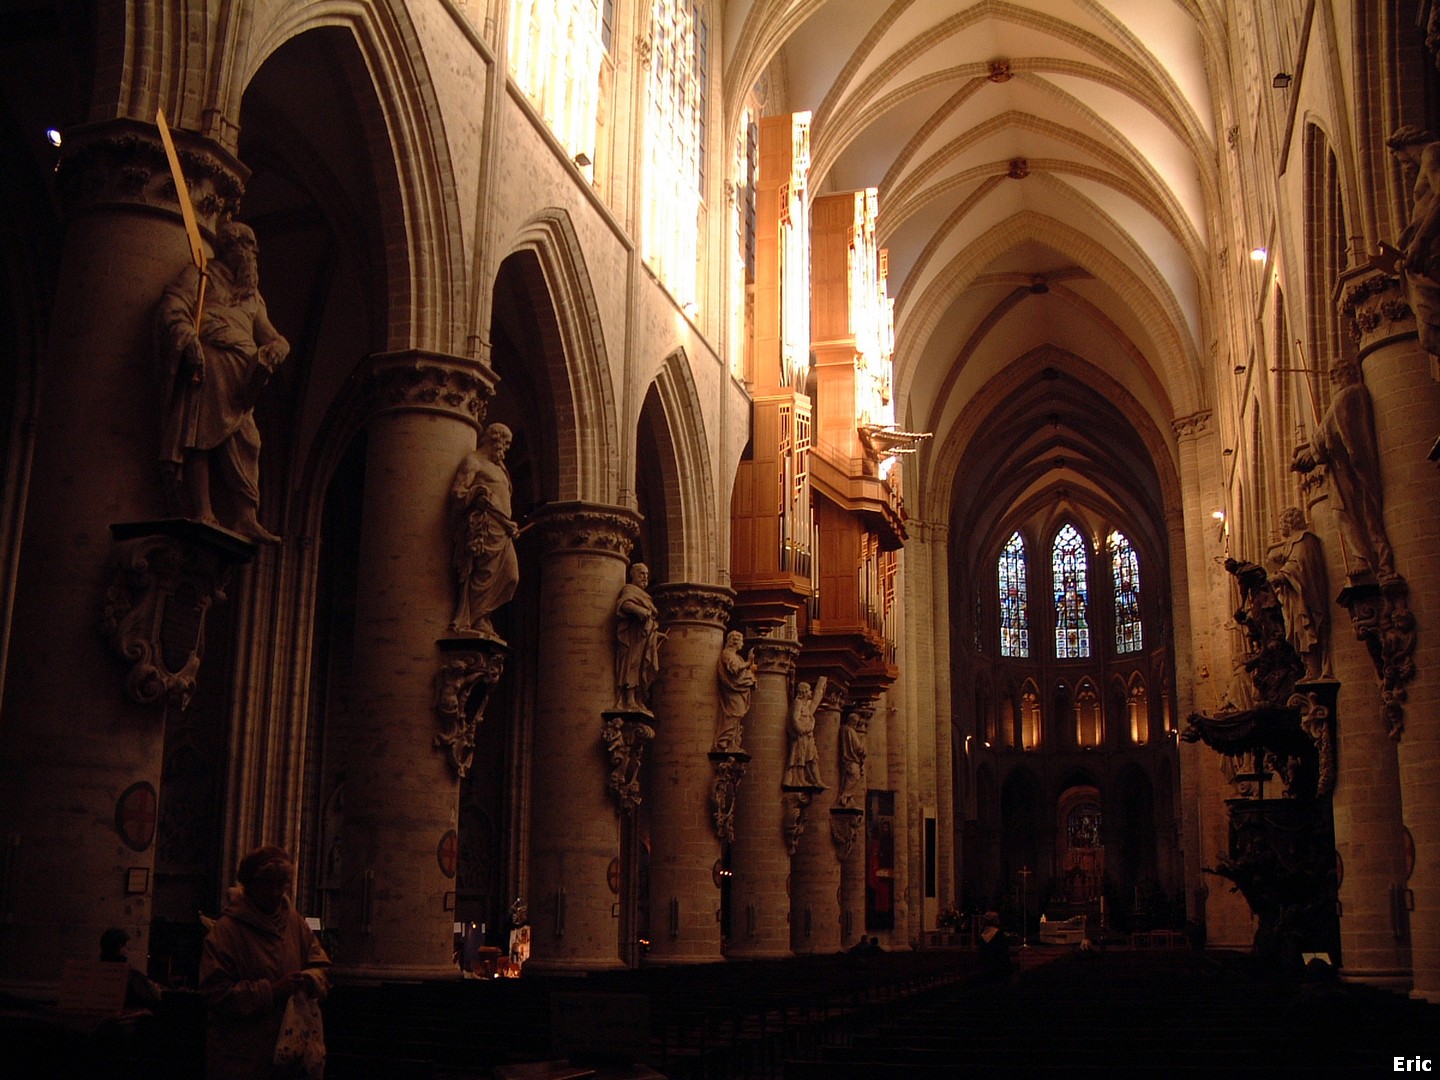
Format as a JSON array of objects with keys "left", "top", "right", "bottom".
[
  {"left": 653, "top": 582, "right": 735, "bottom": 629},
  {"left": 749, "top": 635, "right": 801, "bottom": 676},
  {"left": 53, "top": 118, "right": 247, "bottom": 225},
  {"left": 530, "top": 501, "right": 641, "bottom": 560},
  {"left": 1337, "top": 267, "right": 1416, "bottom": 360},
  {"left": 1171, "top": 410, "right": 1213, "bottom": 439},
  {"left": 358, "top": 350, "right": 499, "bottom": 430}
]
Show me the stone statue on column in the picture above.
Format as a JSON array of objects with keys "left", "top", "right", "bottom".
[
  {"left": 1265, "top": 507, "right": 1332, "bottom": 682},
  {"left": 835, "top": 706, "right": 869, "bottom": 810},
  {"left": 1386, "top": 125, "right": 1440, "bottom": 360},
  {"left": 1291, "top": 363, "right": 1397, "bottom": 584},
  {"left": 613, "top": 562, "right": 665, "bottom": 714},
  {"left": 783, "top": 676, "right": 828, "bottom": 791},
  {"left": 155, "top": 220, "right": 290, "bottom": 543},
  {"left": 448, "top": 423, "right": 519, "bottom": 638},
  {"left": 712, "top": 630, "right": 757, "bottom": 753}
]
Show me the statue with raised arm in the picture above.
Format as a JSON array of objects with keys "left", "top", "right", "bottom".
[
  {"left": 1387, "top": 125, "right": 1440, "bottom": 359},
  {"left": 614, "top": 562, "right": 665, "bottom": 713},
  {"left": 1266, "top": 507, "right": 1332, "bottom": 682},
  {"left": 1291, "top": 363, "right": 1397, "bottom": 583},
  {"left": 784, "top": 676, "right": 828, "bottom": 790},
  {"left": 712, "top": 630, "right": 756, "bottom": 753},
  {"left": 448, "top": 423, "right": 519, "bottom": 637},
  {"left": 155, "top": 220, "right": 290, "bottom": 542}
]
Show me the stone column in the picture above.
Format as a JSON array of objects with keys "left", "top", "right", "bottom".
[
  {"left": 790, "top": 682, "right": 845, "bottom": 953},
  {"left": 644, "top": 583, "right": 733, "bottom": 963},
  {"left": 1172, "top": 410, "right": 1253, "bottom": 947},
  {"left": 0, "top": 119, "right": 245, "bottom": 991},
  {"left": 1293, "top": 468, "right": 1408, "bottom": 991},
  {"left": 330, "top": 353, "right": 496, "bottom": 980},
  {"left": 1338, "top": 267, "right": 1440, "bottom": 999},
  {"left": 526, "top": 503, "right": 639, "bottom": 971},
  {"left": 727, "top": 628, "right": 801, "bottom": 958}
]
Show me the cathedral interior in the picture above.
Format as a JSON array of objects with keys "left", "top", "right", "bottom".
[{"left": 1, "top": 0, "right": 1439, "bottom": 1060}]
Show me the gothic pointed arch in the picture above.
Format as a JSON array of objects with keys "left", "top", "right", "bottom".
[
  {"left": 636, "top": 349, "right": 720, "bottom": 583},
  {"left": 497, "top": 209, "right": 619, "bottom": 504},
  {"left": 238, "top": 1, "right": 469, "bottom": 352}
]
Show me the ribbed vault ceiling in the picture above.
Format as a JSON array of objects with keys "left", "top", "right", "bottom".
[{"left": 725, "top": 0, "right": 1220, "bottom": 557}]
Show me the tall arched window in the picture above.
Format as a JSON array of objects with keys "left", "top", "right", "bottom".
[
  {"left": 1128, "top": 675, "right": 1150, "bottom": 745},
  {"left": 1021, "top": 681, "right": 1042, "bottom": 750},
  {"left": 1108, "top": 530, "right": 1143, "bottom": 653},
  {"left": 643, "top": 0, "right": 708, "bottom": 310},
  {"left": 509, "top": 0, "right": 608, "bottom": 165},
  {"left": 1075, "top": 680, "right": 1102, "bottom": 747},
  {"left": 1052, "top": 524, "right": 1090, "bottom": 658},
  {"left": 999, "top": 531, "right": 1029, "bottom": 657}
]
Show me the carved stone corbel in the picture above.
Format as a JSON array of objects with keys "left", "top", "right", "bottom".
[
  {"left": 783, "top": 791, "right": 813, "bottom": 855},
  {"left": 708, "top": 751, "right": 750, "bottom": 843},
  {"left": 1289, "top": 681, "right": 1339, "bottom": 797},
  {"left": 1338, "top": 579, "right": 1416, "bottom": 740},
  {"left": 102, "top": 521, "right": 255, "bottom": 710},
  {"left": 433, "top": 638, "right": 507, "bottom": 779},
  {"left": 830, "top": 806, "right": 863, "bottom": 858},
  {"left": 601, "top": 711, "right": 655, "bottom": 814}
]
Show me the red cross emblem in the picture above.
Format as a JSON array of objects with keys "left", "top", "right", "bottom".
[
  {"left": 437, "top": 830, "right": 458, "bottom": 878},
  {"left": 116, "top": 782, "right": 157, "bottom": 852}
]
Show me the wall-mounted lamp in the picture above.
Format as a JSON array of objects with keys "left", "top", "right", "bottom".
[
  {"left": 1222, "top": 448, "right": 1234, "bottom": 456},
  {"left": 573, "top": 151, "right": 592, "bottom": 167},
  {"left": 1249, "top": 247, "right": 1268, "bottom": 262},
  {"left": 1272, "top": 72, "right": 1292, "bottom": 89},
  {"left": 1233, "top": 364, "right": 1247, "bottom": 375},
  {"left": 1211, "top": 510, "right": 1226, "bottom": 521},
  {"left": 45, "top": 128, "right": 62, "bottom": 147}
]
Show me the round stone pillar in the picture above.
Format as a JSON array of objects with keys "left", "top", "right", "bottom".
[
  {"left": 1307, "top": 483, "right": 1410, "bottom": 990},
  {"left": 727, "top": 629, "right": 801, "bottom": 958},
  {"left": 1339, "top": 268, "right": 1440, "bottom": 999},
  {"left": 331, "top": 353, "right": 496, "bottom": 980},
  {"left": 790, "top": 682, "right": 845, "bottom": 954},
  {"left": 0, "top": 119, "right": 245, "bottom": 991},
  {"left": 644, "top": 583, "right": 733, "bottom": 963},
  {"left": 526, "top": 503, "right": 639, "bottom": 971}
]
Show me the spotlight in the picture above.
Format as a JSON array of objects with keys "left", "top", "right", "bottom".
[
  {"left": 1272, "top": 72, "right": 1292, "bottom": 89},
  {"left": 1250, "top": 247, "right": 1268, "bottom": 262},
  {"left": 1211, "top": 510, "right": 1226, "bottom": 521},
  {"left": 573, "top": 151, "right": 591, "bottom": 167},
  {"left": 45, "top": 128, "right": 62, "bottom": 147}
]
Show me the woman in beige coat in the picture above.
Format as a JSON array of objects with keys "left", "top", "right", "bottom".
[{"left": 199, "top": 846, "right": 330, "bottom": 1079}]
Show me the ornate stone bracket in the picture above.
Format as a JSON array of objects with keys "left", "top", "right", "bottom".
[
  {"left": 601, "top": 710, "right": 655, "bottom": 814},
  {"left": 830, "top": 806, "right": 863, "bottom": 858},
  {"left": 709, "top": 751, "right": 750, "bottom": 843},
  {"left": 1338, "top": 578, "right": 1416, "bottom": 740},
  {"left": 782, "top": 791, "right": 814, "bottom": 855},
  {"left": 102, "top": 521, "right": 256, "bottom": 710},
  {"left": 433, "top": 637, "right": 507, "bottom": 780},
  {"left": 1289, "top": 681, "right": 1338, "bottom": 797}
]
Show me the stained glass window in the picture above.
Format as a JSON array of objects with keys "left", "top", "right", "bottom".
[
  {"left": 1108, "top": 530, "right": 1142, "bottom": 653},
  {"left": 999, "top": 531, "right": 1028, "bottom": 657},
  {"left": 1052, "top": 524, "right": 1090, "bottom": 658},
  {"left": 643, "top": 0, "right": 708, "bottom": 310}
]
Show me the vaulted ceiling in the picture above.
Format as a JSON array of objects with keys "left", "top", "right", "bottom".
[{"left": 725, "top": 0, "right": 1223, "bottom": 562}]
